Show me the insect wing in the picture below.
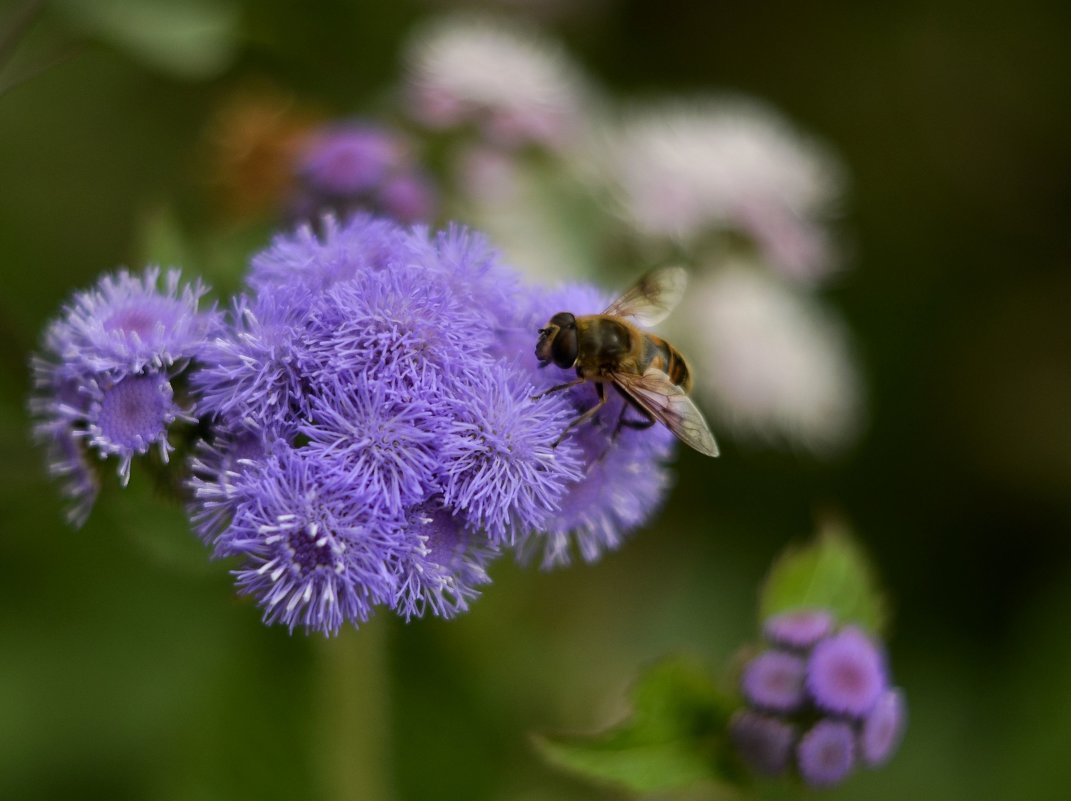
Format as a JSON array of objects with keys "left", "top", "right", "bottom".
[
  {"left": 612, "top": 367, "right": 719, "bottom": 457},
  {"left": 601, "top": 266, "right": 688, "bottom": 328}
]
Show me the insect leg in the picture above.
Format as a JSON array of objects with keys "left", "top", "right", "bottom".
[
  {"left": 613, "top": 384, "right": 656, "bottom": 435},
  {"left": 552, "top": 382, "right": 608, "bottom": 447},
  {"left": 531, "top": 377, "right": 586, "bottom": 400}
]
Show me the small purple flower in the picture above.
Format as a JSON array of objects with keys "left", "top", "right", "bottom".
[
  {"left": 192, "top": 292, "right": 309, "bottom": 436},
  {"left": 732, "top": 609, "right": 906, "bottom": 786},
  {"left": 807, "top": 626, "right": 887, "bottom": 717},
  {"left": 381, "top": 174, "right": 437, "bottom": 224},
  {"left": 301, "top": 379, "right": 443, "bottom": 514},
  {"left": 220, "top": 447, "right": 411, "bottom": 635},
  {"left": 439, "top": 365, "right": 583, "bottom": 543},
  {"left": 31, "top": 267, "right": 215, "bottom": 522},
  {"left": 763, "top": 608, "right": 834, "bottom": 649},
  {"left": 797, "top": 720, "right": 856, "bottom": 788},
  {"left": 741, "top": 650, "right": 807, "bottom": 712},
  {"left": 298, "top": 125, "right": 401, "bottom": 196},
  {"left": 861, "top": 687, "right": 907, "bottom": 767},
  {"left": 83, "top": 373, "right": 188, "bottom": 485},
  {"left": 189, "top": 214, "right": 679, "bottom": 631},
  {"left": 393, "top": 500, "right": 499, "bottom": 620},
  {"left": 729, "top": 711, "right": 796, "bottom": 777},
  {"left": 288, "top": 122, "right": 436, "bottom": 225},
  {"left": 40, "top": 267, "right": 214, "bottom": 375},
  {"left": 187, "top": 427, "right": 269, "bottom": 545}
]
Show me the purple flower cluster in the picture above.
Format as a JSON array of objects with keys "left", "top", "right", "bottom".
[
  {"left": 730, "top": 609, "right": 906, "bottom": 787},
  {"left": 187, "top": 214, "right": 675, "bottom": 633},
  {"left": 30, "top": 268, "right": 218, "bottom": 524},
  {"left": 288, "top": 123, "right": 436, "bottom": 225}
]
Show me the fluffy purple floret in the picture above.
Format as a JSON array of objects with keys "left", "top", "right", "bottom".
[
  {"left": 297, "top": 262, "right": 486, "bottom": 390},
  {"left": 288, "top": 123, "right": 436, "bottom": 226},
  {"left": 83, "top": 372, "right": 187, "bottom": 485},
  {"left": 301, "top": 379, "right": 443, "bottom": 514},
  {"left": 185, "top": 214, "right": 686, "bottom": 631},
  {"left": 763, "top": 608, "right": 835, "bottom": 649},
  {"left": 861, "top": 687, "right": 907, "bottom": 767},
  {"left": 192, "top": 291, "right": 310, "bottom": 436},
  {"left": 40, "top": 266, "right": 216, "bottom": 375},
  {"left": 187, "top": 427, "right": 270, "bottom": 545},
  {"left": 298, "top": 124, "right": 401, "bottom": 196},
  {"left": 741, "top": 650, "right": 807, "bottom": 712},
  {"left": 807, "top": 626, "right": 887, "bottom": 717},
  {"left": 797, "top": 720, "right": 856, "bottom": 787},
  {"left": 31, "top": 267, "right": 216, "bottom": 521},
  {"left": 393, "top": 500, "right": 499, "bottom": 620},
  {"left": 248, "top": 215, "right": 411, "bottom": 295},
  {"left": 439, "top": 365, "right": 583, "bottom": 543},
  {"left": 219, "top": 447, "right": 412, "bottom": 635},
  {"left": 729, "top": 710, "right": 796, "bottom": 777}
]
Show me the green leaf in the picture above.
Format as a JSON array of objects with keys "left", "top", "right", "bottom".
[
  {"left": 55, "top": 0, "right": 239, "bottom": 79},
  {"left": 759, "top": 520, "right": 886, "bottom": 635},
  {"left": 534, "top": 657, "right": 738, "bottom": 794}
]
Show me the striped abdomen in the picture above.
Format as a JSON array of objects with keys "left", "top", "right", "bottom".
[{"left": 642, "top": 334, "right": 692, "bottom": 392}]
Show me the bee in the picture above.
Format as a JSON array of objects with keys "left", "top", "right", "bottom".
[{"left": 534, "top": 267, "right": 719, "bottom": 457}]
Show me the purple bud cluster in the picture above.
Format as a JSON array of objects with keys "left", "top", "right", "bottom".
[
  {"left": 729, "top": 609, "right": 906, "bottom": 787},
  {"left": 183, "top": 214, "right": 675, "bottom": 633},
  {"left": 29, "top": 268, "right": 218, "bottom": 525},
  {"left": 288, "top": 123, "right": 436, "bottom": 226}
]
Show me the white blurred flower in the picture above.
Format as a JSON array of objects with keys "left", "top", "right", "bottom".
[
  {"left": 672, "top": 261, "right": 862, "bottom": 452},
  {"left": 600, "top": 98, "right": 844, "bottom": 283},
  {"left": 403, "top": 14, "right": 591, "bottom": 150},
  {"left": 453, "top": 144, "right": 598, "bottom": 284}
]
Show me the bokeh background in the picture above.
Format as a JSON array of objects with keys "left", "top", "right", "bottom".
[{"left": 2, "top": 1, "right": 1070, "bottom": 799}]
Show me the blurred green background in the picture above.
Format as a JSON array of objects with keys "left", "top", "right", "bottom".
[{"left": 2, "top": 1, "right": 1069, "bottom": 799}]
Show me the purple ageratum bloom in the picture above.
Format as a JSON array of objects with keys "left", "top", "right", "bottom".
[
  {"left": 298, "top": 124, "right": 401, "bottom": 196},
  {"left": 31, "top": 267, "right": 215, "bottom": 521},
  {"left": 764, "top": 608, "right": 835, "bottom": 649},
  {"left": 861, "top": 687, "right": 907, "bottom": 767},
  {"left": 439, "top": 364, "right": 583, "bottom": 544},
  {"left": 393, "top": 500, "right": 499, "bottom": 620},
  {"left": 807, "top": 626, "right": 887, "bottom": 717},
  {"left": 192, "top": 291, "right": 310, "bottom": 436},
  {"left": 297, "top": 260, "right": 489, "bottom": 391},
  {"left": 83, "top": 372, "right": 190, "bottom": 485},
  {"left": 187, "top": 427, "right": 269, "bottom": 545},
  {"left": 288, "top": 123, "right": 436, "bottom": 225},
  {"left": 512, "top": 281, "right": 677, "bottom": 566},
  {"left": 248, "top": 214, "right": 411, "bottom": 296},
  {"left": 797, "top": 720, "right": 857, "bottom": 787},
  {"left": 741, "top": 650, "right": 807, "bottom": 713},
  {"left": 729, "top": 710, "right": 796, "bottom": 777},
  {"left": 40, "top": 266, "right": 215, "bottom": 375},
  {"left": 219, "top": 446, "right": 412, "bottom": 635},
  {"left": 189, "top": 214, "right": 634, "bottom": 630},
  {"left": 300, "top": 378, "right": 444, "bottom": 515}
]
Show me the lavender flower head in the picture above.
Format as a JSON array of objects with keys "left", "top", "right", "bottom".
[
  {"left": 189, "top": 214, "right": 674, "bottom": 633},
  {"left": 861, "top": 688, "right": 907, "bottom": 767},
  {"left": 732, "top": 608, "right": 906, "bottom": 788},
  {"left": 31, "top": 267, "right": 217, "bottom": 523},
  {"left": 288, "top": 122, "right": 435, "bottom": 226}
]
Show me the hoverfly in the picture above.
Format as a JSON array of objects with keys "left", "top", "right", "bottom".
[{"left": 534, "top": 267, "right": 719, "bottom": 457}]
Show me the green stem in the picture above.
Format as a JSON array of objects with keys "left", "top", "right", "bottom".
[{"left": 313, "top": 616, "right": 393, "bottom": 801}]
